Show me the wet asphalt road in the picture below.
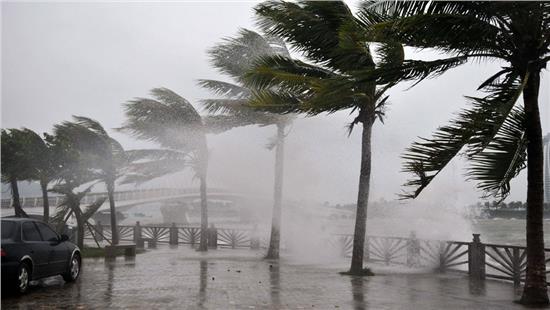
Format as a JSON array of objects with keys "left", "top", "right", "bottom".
[{"left": 0, "top": 246, "right": 537, "bottom": 309}]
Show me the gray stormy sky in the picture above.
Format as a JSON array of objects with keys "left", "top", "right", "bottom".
[{"left": 1, "top": 1, "right": 549, "bottom": 207}]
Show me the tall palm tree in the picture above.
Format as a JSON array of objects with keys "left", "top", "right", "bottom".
[
  {"left": 247, "top": 0, "right": 403, "bottom": 274},
  {"left": 121, "top": 88, "right": 214, "bottom": 251},
  {"left": 52, "top": 116, "right": 127, "bottom": 244},
  {"left": 360, "top": 1, "right": 550, "bottom": 305},
  {"left": 1, "top": 129, "right": 36, "bottom": 217},
  {"left": 199, "top": 28, "right": 294, "bottom": 259}
]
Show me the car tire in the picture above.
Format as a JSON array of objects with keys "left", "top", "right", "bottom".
[
  {"left": 16, "top": 262, "right": 31, "bottom": 294},
  {"left": 62, "top": 253, "right": 81, "bottom": 282}
]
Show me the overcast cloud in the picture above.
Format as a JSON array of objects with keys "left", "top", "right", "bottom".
[{"left": 2, "top": 1, "right": 548, "bottom": 206}]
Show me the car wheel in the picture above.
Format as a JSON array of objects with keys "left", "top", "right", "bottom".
[
  {"left": 16, "top": 262, "right": 31, "bottom": 294},
  {"left": 62, "top": 253, "right": 81, "bottom": 282}
]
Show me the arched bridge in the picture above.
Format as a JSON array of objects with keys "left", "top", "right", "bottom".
[{"left": 0, "top": 188, "right": 245, "bottom": 210}]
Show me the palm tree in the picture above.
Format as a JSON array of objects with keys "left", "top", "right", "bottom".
[
  {"left": 199, "top": 28, "right": 293, "bottom": 259},
  {"left": 360, "top": 1, "right": 550, "bottom": 305},
  {"left": 52, "top": 116, "right": 127, "bottom": 244},
  {"left": 45, "top": 129, "right": 106, "bottom": 249},
  {"left": 1, "top": 129, "right": 36, "bottom": 217},
  {"left": 248, "top": 0, "right": 403, "bottom": 274},
  {"left": 120, "top": 88, "right": 213, "bottom": 251},
  {"left": 20, "top": 129, "right": 57, "bottom": 223}
]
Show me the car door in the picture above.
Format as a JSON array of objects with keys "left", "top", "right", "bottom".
[
  {"left": 35, "top": 222, "right": 69, "bottom": 275},
  {"left": 21, "top": 221, "right": 50, "bottom": 278}
]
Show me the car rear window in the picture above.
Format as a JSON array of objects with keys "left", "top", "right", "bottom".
[{"left": 1, "top": 221, "right": 16, "bottom": 239}]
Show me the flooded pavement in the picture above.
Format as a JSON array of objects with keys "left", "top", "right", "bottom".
[{"left": 1, "top": 246, "right": 535, "bottom": 309}]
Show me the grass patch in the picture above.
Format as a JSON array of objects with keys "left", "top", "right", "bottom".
[{"left": 81, "top": 246, "right": 146, "bottom": 258}]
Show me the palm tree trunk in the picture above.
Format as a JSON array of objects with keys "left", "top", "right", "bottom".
[
  {"left": 349, "top": 116, "right": 374, "bottom": 274},
  {"left": 266, "top": 123, "right": 286, "bottom": 259},
  {"left": 71, "top": 201, "right": 85, "bottom": 249},
  {"left": 198, "top": 173, "right": 208, "bottom": 251},
  {"left": 40, "top": 179, "right": 49, "bottom": 223},
  {"left": 10, "top": 177, "right": 26, "bottom": 217},
  {"left": 198, "top": 143, "right": 209, "bottom": 252},
  {"left": 107, "top": 180, "right": 119, "bottom": 245},
  {"left": 520, "top": 70, "right": 549, "bottom": 305}
]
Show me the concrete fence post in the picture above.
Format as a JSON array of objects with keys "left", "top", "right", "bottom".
[
  {"left": 250, "top": 225, "right": 260, "bottom": 250},
  {"left": 364, "top": 236, "right": 370, "bottom": 261},
  {"left": 406, "top": 231, "right": 421, "bottom": 267},
  {"left": 512, "top": 247, "right": 521, "bottom": 287},
  {"left": 134, "top": 221, "right": 142, "bottom": 245},
  {"left": 169, "top": 223, "right": 179, "bottom": 245},
  {"left": 468, "top": 234, "right": 486, "bottom": 281},
  {"left": 208, "top": 224, "right": 218, "bottom": 249}
]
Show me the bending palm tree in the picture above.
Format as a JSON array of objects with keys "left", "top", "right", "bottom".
[
  {"left": 45, "top": 128, "right": 105, "bottom": 249},
  {"left": 361, "top": 1, "right": 550, "bottom": 305},
  {"left": 1, "top": 129, "right": 37, "bottom": 217},
  {"left": 121, "top": 88, "right": 212, "bottom": 251},
  {"left": 248, "top": 0, "right": 403, "bottom": 274},
  {"left": 52, "top": 116, "right": 127, "bottom": 244},
  {"left": 20, "top": 129, "right": 57, "bottom": 223},
  {"left": 199, "top": 28, "right": 293, "bottom": 259}
]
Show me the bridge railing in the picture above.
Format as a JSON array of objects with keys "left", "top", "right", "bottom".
[{"left": 85, "top": 222, "right": 264, "bottom": 250}]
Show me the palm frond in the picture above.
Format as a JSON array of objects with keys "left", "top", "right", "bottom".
[
  {"left": 203, "top": 114, "right": 277, "bottom": 134},
  {"left": 467, "top": 108, "right": 527, "bottom": 199},
  {"left": 120, "top": 88, "right": 205, "bottom": 151},
  {"left": 248, "top": 89, "right": 306, "bottom": 115},
  {"left": 125, "top": 149, "right": 189, "bottom": 162},
  {"left": 355, "top": 56, "right": 471, "bottom": 87},
  {"left": 82, "top": 197, "right": 107, "bottom": 222},
  {"left": 208, "top": 28, "right": 279, "bottom": 81},
  {"left": 51, "top": 203, "right": 71, "bottom": 232},
  {"left": 255, "top": 0, "right": 374, "bottom": 72},
  {"left": 201, "top": 99, "right": 251, "bottom": 114},
  {"left": 197, "top": 80, "right": 250, "bottom": 99},
  {"left": 244, "top": 55, "right": 334, "bottom": 91},
  {"left": 400, "top": 73, "right": 526, "bottom": 199},
  {"left": 121, "top": 153, "right": 189, "bottom": 185},
  {"left": 71, "top": 116, "right": 108, "bottom": 137}
]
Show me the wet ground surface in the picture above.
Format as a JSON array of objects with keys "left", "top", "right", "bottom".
[{"left": 1, "top": 246, "right": 536, "bottom": 309}]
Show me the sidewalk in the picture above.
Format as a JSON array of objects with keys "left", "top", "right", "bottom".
[{"left": 1, "top": 246, "right": 534, "bottom": 309}]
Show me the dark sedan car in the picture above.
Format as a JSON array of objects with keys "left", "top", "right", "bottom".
[{"left": 1, "top": 218, "right": 81, "bottom": 294}]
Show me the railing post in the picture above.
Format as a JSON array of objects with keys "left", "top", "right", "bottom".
[
  {"left": 96, "top": 221, "right": 104, "bottom": 242},
  {"left": 407, "top": 231, "right": 421, "bottom": 267},
  {"left": 438, "top": 241, "right": 448, "bottom": 272},
  {"left": 468, "top": 234, "right": 486, "bottom": 281},
  {"left": 250, "top": 225, "right": 260, "bottom": 250},
  {"left": 134, "top": 221, "right": 142, "bottom": 245},
  {"left": 170, "top": 223, "right": 179, "bottom": 245},
  {"left": 512, "top": 248, "right": 521, "bottom": 287},
  {"left": 208, "top": 224, "right": 218, "bottom": 249},
  {"left": 364, "top": 236, "right": 370, "bottom": 261}
]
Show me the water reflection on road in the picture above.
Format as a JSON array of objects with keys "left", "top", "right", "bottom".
[
  {"left": 1, "top": 246, "right": 530, "bottom": 309},
  {"left": 350, "top": 276, "right": 366, "bottom": 310}
]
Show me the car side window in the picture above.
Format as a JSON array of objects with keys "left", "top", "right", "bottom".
[
  {"left": 35, "top": 222, "right": 59, "bottom": 242},
  {"left": 22, "top": 222, "right": 42, "bottom": 242}
]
